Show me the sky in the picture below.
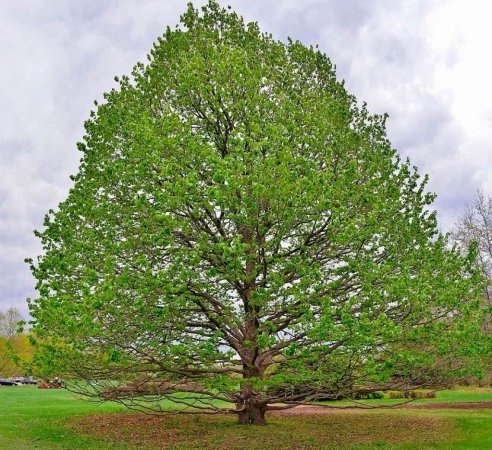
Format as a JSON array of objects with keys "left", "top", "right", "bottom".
[{"left": 2, "top": 0, "right": 492, "bottom": 316}]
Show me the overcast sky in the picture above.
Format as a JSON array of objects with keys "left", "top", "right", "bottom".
[{"left": 2, "top": 0, "right": 492, "bottom": 316}]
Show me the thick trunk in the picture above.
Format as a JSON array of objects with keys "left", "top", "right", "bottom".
[
  {"left": 236, "top": 402, "right": 267, "bottom": 425},
  {"left": 236, "top": 223, "right": 266, "bottom": 425}
]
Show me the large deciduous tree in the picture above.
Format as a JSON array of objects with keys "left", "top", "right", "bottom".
[{"left": 28, "top": 1, "right": 489, "bottom": 425}]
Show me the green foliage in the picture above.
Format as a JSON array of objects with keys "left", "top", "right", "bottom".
[
  {"left": 387, "top": 390, "right": 437, "bottom": 400},
  {"left": 352, "top": 391, "right": 384, "bottom": 400},
  {"left": 28, "top": 1, "right": 490, "bottom": 420}
]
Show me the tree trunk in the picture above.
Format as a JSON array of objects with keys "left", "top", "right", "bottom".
[{"left": 236, "top": 402, "right": 267, "bottom": 425}]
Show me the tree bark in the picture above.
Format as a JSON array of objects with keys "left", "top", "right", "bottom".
[{"left": 236, "top": 402, "right": 267, "bottom": 425}]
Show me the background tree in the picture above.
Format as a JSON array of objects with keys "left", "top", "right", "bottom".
[
  {"left": 0, "top": 307, "right": 27, "bottom": 376},
  {"left": 28, "top": 1, "right": 489, "bottom": 425},
  {"left": 453, "top": 189, "right": 492, "bottom": 306},
  {"left": 453, "top": 188, "right": 492, "bottom": 387}
]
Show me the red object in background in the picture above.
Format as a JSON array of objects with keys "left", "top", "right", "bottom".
[{"left": 38, "top": 382, "right": 64, "bottom": 389}]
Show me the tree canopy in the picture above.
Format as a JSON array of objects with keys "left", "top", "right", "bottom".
[{"left": 28, "top": 1, "right": 490, "bottom": 425}]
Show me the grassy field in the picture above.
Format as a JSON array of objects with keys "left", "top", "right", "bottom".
[
  {"left": 0, "top": 387, "right": 124, "bottom": 449},
  {"left": 2, "top": 386, "right": 492, "bottom": 449},
  {"left": 320, "top": 387, "right": 492, "bottom": 407}
]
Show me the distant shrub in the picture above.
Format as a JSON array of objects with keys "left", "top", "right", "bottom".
[
  {"left": 387, "top": 390, "right": 436, "bottom": 399},
  {"left": 352, "top": 391, "right": 384, "bottom": 400}
]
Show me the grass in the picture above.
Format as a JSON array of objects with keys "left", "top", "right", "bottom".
[
  {"left": 2, "top": 386, "right": 492, "bottom": 449},
  {"left": 318, "top": 386, "right": 492, "bottom": 407},
  {"left": 0, "top": 386, "right": 125, "bottom": 449}
]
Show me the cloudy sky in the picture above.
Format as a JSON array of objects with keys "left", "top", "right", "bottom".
[{"left": 2, "top": 0, "right": 492, "bottom": 316}]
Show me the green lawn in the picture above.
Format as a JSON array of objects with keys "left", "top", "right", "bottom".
[
  {"left": 0, "top": 386, "right": 125, "bottom": 449},
  {"left": 319, "top": 387, "right": 492, "bottom": 407},
  {"left": 2, "top": 386, "right": 492, "bottom": 449}
]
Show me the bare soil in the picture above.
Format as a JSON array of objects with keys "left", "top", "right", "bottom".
[
  {"left": 409, "top": 401, "right": 492, "bottom": 410},
  {"left": 271, "top": 401, "right": 492, "bottom": 416}
]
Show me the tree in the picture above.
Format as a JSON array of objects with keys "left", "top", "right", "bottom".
[
  {"left": 28, "top": 1, "right": 489, "bottom": 425},
  {"left": 0, "top": 307, "right": 22, "bottom": 340},
  {"left": 453, "top": 189, "right": 492, "bottom": 305},
  {"left": 0, "top": 307, "right": 23, "bottom": 375},
  {"left": 453, "top": 190, "right": 492, "bottom": 362}
]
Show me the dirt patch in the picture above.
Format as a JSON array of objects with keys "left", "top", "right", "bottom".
[
  {"left": 271, "top": 405, "right": 342, "bottom": 416},
  {"left": 409, "top": 401, "right": 492, "bottom": 410},
  {"left": 271, "top": 401, "right": 492, "bottom": 415},
  {"left": 71, "top": 410, "right": 452, "bottom": 450}
]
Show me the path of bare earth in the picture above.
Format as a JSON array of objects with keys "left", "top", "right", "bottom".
[{"left": 270, "top": 402, "right": 492, "bottom": 416}]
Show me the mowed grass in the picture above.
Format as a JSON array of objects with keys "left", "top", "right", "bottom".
[
  {"left": 0, "top": 386, "right": 125, "bottom": 449},
  {"left": 2, "top": 386, "right": 492, "bottom": 449},
  {"left": 320, "top": 386, "right": 492, "bottom": 408}
]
